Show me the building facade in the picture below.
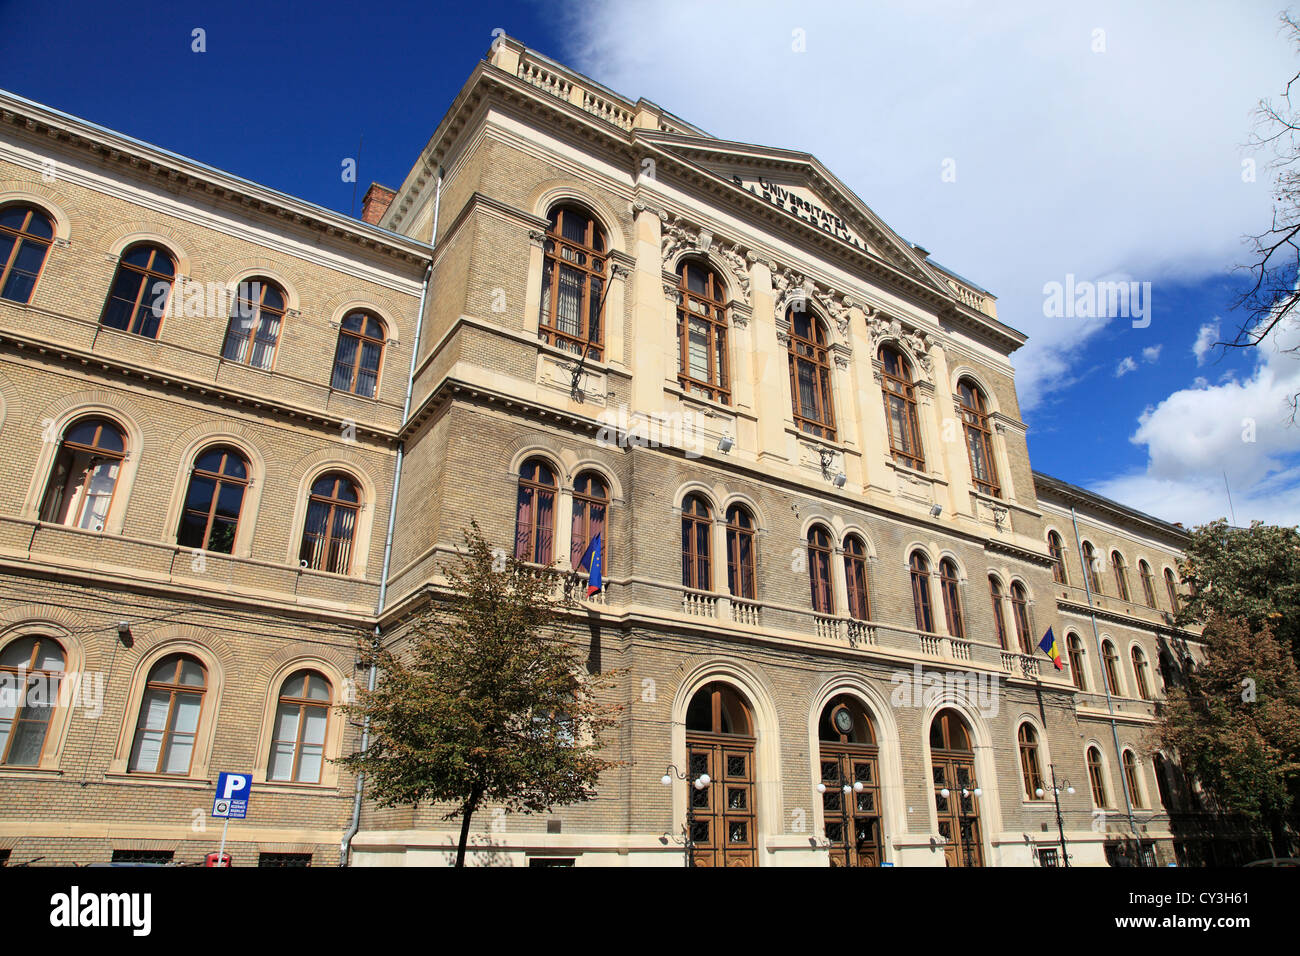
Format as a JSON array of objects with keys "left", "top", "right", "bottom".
[{"left": 0, "top": 36, "right": 1219, "bottom": 867}]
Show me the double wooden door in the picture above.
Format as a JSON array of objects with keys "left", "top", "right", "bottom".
[
  {"left": 932, "top": 755, "right": 984, "bottom": 867},
  {"left": 819, "top": 746, "right": 883, "bottom": 866},
  {"left": 686, "top": 731, "right": 757, "bottom": 867}
]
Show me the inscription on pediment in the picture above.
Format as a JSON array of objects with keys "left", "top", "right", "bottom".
[{"left": 730, "top": 174, "right": 870, "bottom": 254}]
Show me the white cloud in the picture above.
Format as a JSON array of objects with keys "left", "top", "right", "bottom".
[
  {"left": 1141, "top": 344, "right": 1162, "bottom": 363},
  {"left": 1092, "top": 320, "right": 1300, "bottom": 526},
  {"left": 558, "top": 1, "right": 1291, "bottom": 411},
  {"left": 1193, "top": 320, "right": 1220, "bottom": 366},
  {"left": 1115, "top": 356, "right": 1138, "bottom": 377}
]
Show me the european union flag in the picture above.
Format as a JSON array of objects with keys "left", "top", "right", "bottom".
[
  {"left": 1038, "top": 627, "right": 1064, "bottom": 671},
  {"left": 578, "top": 532, "right": 603, "bottom": 597}
]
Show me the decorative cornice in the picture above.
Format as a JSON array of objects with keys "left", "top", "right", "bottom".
[
  {"left": 659, "top": 213, "right": 752, "bottom": 305},
  {"left": 0, "top": 97, "right": 431, "bottom": 269},
  {"left": 866, "top": 312, "right": 934, "bottom": 379}
]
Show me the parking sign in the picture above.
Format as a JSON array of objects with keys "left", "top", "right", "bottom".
[{"left": 212, "top": 772, "right": 252, "bottom": 819}]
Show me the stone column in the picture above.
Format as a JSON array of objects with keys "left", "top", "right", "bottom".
[
  {"left": 748, "top": 259, "right": 790, "bottom": 465},
  {"left": 629, "top": 203, "right": 668, "bottom": 418}
]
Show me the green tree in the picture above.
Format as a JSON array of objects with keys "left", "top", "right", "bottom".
[
  {"left": 1175, "top": 518, "right": 1300, "bottom": 665},
  {"left": 338, "top": 522, "right": 621, "bottom": 867},
  {"left": 1159, "top": 613, "right": 1300, "bottom": 854}
]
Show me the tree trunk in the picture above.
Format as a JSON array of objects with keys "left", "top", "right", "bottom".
[
  {"left": 455, "top": 791, "right": 480, "bottom": 868},
  {"left": 456, "top": 804, "right": 474, "bottom": 868}
]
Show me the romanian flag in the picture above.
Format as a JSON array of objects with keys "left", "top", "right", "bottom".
[
  {"left": 1038, "top": 627, "right": 1064, "bottom": 671},
  {"left": 577, "top": 532, "right": 603, "bottom": 597}
]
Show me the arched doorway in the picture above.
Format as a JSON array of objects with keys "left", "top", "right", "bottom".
[
  {"left": 818, "top": 695, "right": 883, "bottom": 866},
  {"left": 685, "top": 682, "right": 757, "bottom": 867},
  {"left": 930, "top": 709, "right": 984, "bottom": 867}
]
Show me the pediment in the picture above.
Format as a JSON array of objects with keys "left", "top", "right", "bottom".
[{"left": 637, "top": 132, "right": 949, "bottom": 293}]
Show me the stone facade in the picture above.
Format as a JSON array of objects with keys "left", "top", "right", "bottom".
[{"left": 0, "top": 36, "right": 1217, "bottom": 867}]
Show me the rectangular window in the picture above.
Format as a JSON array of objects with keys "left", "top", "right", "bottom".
[
  {"left": 111, "top": 849, "right": 174, "bottom": 865},
  {"left": 258, "top": 852, "right": 312, "bottom": 867}
]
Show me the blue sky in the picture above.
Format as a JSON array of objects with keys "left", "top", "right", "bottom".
[{"left": 3, "top": 0, "right": 1298, "bottom": 528}]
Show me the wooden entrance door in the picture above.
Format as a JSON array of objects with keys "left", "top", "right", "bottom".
[
  {"left": 684, "top": 683, "right": 757, "bottom": 867},
  {"left": 819, "top": 748, "right": 883, "bottom": 866},
  {"left": 818, "top": 695, "right": 884, "bottom": 867},
  {"left": 686, "top": 731, "right": 757, "bottom": 867},
  {"left": 931, "top": 709, "right": 984, "bottom": 868}
]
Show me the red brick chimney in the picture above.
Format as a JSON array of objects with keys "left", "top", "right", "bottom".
[{"left": 360, "top": 183, "right": 397, "bottom": 226}]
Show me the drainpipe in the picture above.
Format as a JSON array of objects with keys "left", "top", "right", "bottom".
[
  {"left": 340, "top": 166, "right": 443, "bottom": 866},
  {"left": 1069, "top": 505, "right": 1140, "bottom": 859}
]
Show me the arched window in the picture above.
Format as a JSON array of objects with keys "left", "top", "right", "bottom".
[
  {"left": 808, "top": 525, "right": 834, "bottom": 614},
  {"left": 222, "top": 278, "right": 286, "bottom": 370},
  {"left": 684, "top": 682, "right": 756, "bottom": 867},
  {"left": 931, "top": 709, "right": 971, "bottom": 752},
  {"left": 686, "top": 682, "right": 752, "bottom": 735},
  {"left": 539, "top": 204, "right": 606, "bottom": 360},
  {"left": 570, "top": 471, "right": 608, "bottom": 572},
  {"left": 100, "top": 243, "right": 175, "bottom": 338},
  {"left": 39, "top": 417, "right": 126, "bottom": 531},
  {"left": 989, "top": 576, "right": 1008, "bottom": 650},
  {"left": 957, "top": 379, "right": 999, "bottom": 496},
  {"left": 1009, "top": 582, "right": 1032, "bottom": 655},
  {"left": 939, "top": 558, "right": 964, "bottom": 638},
  {"left": 299, "top": 473, "right": 360, "bottom": 574},
  {"left": 1047, "top": 531, "right": 1068, "bottom": 585},
  {"left": 1111, "top": 551, "right": 1130, "bottom": 602},
  {"left": 0, "top": 636, "right": 65, "bottom": 766},
  {"left": 844, "top": 535, "right": 870, "bottom": 621},
  {"left": 818, "top": 696, "right": 882, "bottom": 866},
  {"left": 129, "top": 654, "right": 206, "bottom": 775},
  {"left": 1086, "top": 746, "right": 1109, "bottom": 807},
  {"left": 1102, "top": 640, "right": 1122, "bottom": 696},
  {"left": 0, "top": 204, "right": 54, "bottom": 303},
  {"left": 930, "top": 709, "right": 983, "bottom": 867},
  {"left": 513, "top": 458, "right": 556, "bottom": 565},
  {"left": 1067, "top": 633, "right": 1087, "bottom": 690},
  {"left": 1122, "top": 750, "right": 1144, "bottom": 809},
  {"left": 1164, "top": 568, "right": 1180, "bottom": 613},
  {"left": 1082, "top": 541, "right": 1102, "bottom": 595},
  {"left": 1152, "top": 753, "right": 1175, "bottom": 811},
  {"left": 725, "top": 504, "right": 755, "bottom": 600},
  {"left": 1018, "top": 724, "right": 1044, "bottom": 799},
  {"left": 177, "top": 446, "right": 249, "bottom": 554},
  {"left": 268, "top": 670, "right": 331, "bottom": 784},
  {"left": 1139, "top": 560, "right": 1157, "bottom": 609},
  {"left": 910, "top": 552, "right": 934, "bottom": 633},
  {"left": 676, "top": 259, "right": 729, "bottom": 403},
  {"left": 788, "top": 308, "right": 836, "bottom": 439},
  {"left": 1131, "top": 646, "right": 1152, "bottom": 700},
  {"left": 331, "top": 311, "right": 385, "bottom": 398},
  {"left": 880, "top": 346, "right": 924, "bottom": 470},
  {"left": 681, "top": 494, "right": 712, "bottom": 591}
]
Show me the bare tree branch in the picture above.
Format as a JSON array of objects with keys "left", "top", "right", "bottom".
[{"left": 1229, "top": 11, "right": 1300, "bottom": 417}]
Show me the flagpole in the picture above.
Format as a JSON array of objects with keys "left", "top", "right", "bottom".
[
  {"left": 1070, "top": 505, "right": 1141, "bottom": 860},
  {"left": 1030, "top": 671, "right": 1071, "bottom": 867}
]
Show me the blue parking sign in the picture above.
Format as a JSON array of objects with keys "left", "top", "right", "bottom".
[{"left": 212, "top": 772, "right": 252, "bottom": 819}]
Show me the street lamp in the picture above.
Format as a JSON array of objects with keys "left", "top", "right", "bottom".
[
  {"left": 662, "top": 764, "right": 710, "bottom": 867},
  {"left": 1034, "top": 764, "right": 1075, "bottom": 867},
  {"left": 816, "top": 777, "right": 865, "bottom": 867}
]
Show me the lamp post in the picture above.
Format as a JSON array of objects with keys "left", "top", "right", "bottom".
[
  {"left": 661, "top": 764, "right": 710, "bottom": 868},
  {"left": 1035, "top": 765, "right": 1076, "bottom": 867},
  {"left": 935, "top": 781, "right": 983, "bottom": 866},
  {"left": 816, "top": 774, "right": 865, "bottom": 867}
]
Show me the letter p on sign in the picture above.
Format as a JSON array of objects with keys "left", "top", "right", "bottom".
[{"left": 222, "top": 774, "right": 248, "bottom": 799}]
